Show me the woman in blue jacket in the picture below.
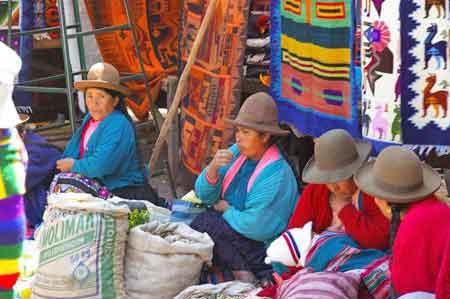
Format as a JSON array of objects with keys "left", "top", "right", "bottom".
[
  {"left": 53, "top": 63, "right": 164, "bottom": 206},
  {"left": 192, "top": 93, "right": 299, "bottom": 284}
]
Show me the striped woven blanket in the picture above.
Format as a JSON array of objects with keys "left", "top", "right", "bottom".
[
  {"left": 271, "top": 0, "right": 361, "bottom": 138},
  {"left": 0, "top": 129, "right": 27, "bottom": 299}
]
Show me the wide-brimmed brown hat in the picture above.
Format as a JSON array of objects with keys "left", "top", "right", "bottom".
[
  {"left": 303, "top": 129, "right": 372, "bottom": 184},
  {"left": 74, "top": 63, "right": 131, "bottom": 96},
  {"left": 354, "top": 146, "right": 441, "bottom": 204},
  {"left": 225, "top": 92, "right": 289, "bottom": 136}
]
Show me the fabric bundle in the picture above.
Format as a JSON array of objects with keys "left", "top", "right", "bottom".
[
  {"left": 275, "top": 267, "right": 361, "bottom": 299},
  {"left": 0, "top": 129, "right": 27, "bottom": 299},
  {"left": 271, "top": 0, "right": 361, "bottom": 138}
]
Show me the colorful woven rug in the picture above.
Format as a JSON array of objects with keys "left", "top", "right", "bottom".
[
  {"left": 400, "top": 0, "right": 450, "bottom": 146},
  {"left": 83, "top": 0, "right": 180, "bottom": 120},
  {"left": 360, "top": 0, "right": 402, "bottom": 149},
  {"left": 179, "top": 0, "right": 249, "bottom": 174},
  {"left": 270, "top": 0, "right": 361, "bottom": 138}
]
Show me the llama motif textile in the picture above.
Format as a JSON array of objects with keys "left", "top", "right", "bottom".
[
  {"left": 270, "top": 0, "right": 361, "bottom": 138},
  {"left": 179, "top": 0, "right": 249, "bottom": 174},
  {"left": 361, "top": 0, "right": 402, "bottom": 145},
  {"left": 400, "top": 0, "right": 450, "bottom": 145}
]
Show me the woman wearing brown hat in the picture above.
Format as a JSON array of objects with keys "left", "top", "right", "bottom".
[
  {"left": 354, "top": 147, "right": 450, "bottom": 298},
  {"left": 53, "top": 63, "right": 164, "bottom": 206},
  {"left": 191, "top": 92, "right": 299, "bottom": 283},
  {"left": 288, "top": 129, "right": 390, "bottom": 251}
]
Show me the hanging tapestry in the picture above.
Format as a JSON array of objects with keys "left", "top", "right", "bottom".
[
  {"left": 179, "top": 0, "right": 249, "bottom": 174},
  {"left": 400, "top": 0, "right": 450, "bottom": 146},
  {"left": 270, "top": 0, "right": 361, "bottom": 138},
  {"left": 360, "top": 0, "right": 402, "bottom": 149},
  {"left": 83, "top": 0, "right": 180, "bottom": 120}
]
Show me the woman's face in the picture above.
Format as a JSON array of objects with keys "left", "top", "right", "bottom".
[
  {"left": 85, "top": 88, "right": 119, "bottom": 121},
  {"left": 235, "top": 126, "right": 270, "bottom": 160},
  {"left": 326, "top": 178, "right": 358, "bottom": 198}
]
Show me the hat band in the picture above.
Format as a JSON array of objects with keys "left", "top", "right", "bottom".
[
  {"left": 238, "top": 112, "right": 278, "bottom": 126},
  {"left": 317, "top": 151, "right": 359, "bottom": 171},
  {"left": 374, "top": 175, "right": 423, "bottom": 195}
]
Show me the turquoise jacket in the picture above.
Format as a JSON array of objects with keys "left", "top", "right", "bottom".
[
  {"left": 195, "top": 144, "right": 299, "bottom": 244},
  {"left": 63, "top": 111, "right": 145, "bottom": 190}
]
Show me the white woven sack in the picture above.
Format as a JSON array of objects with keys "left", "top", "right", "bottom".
[
  {"left": 125, "top": 221, "right": 214, "bottom": 299},
  {"left": 32, "top": 193, "right": 129, "bottom": 299}
]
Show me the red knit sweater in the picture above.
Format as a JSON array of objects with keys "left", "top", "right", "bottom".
[
  {"left": 288, "top": 184, "right": 390, "bottom": 250},
  {"left": 391, "top": 196, "right": 450, "bottom": 298}
]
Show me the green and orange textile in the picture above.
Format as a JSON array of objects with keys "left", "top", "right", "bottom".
[{"left": 83, "top": 0, "right": 180, "bottom": 120}]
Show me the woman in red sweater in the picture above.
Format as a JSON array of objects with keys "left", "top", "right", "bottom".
[
  {"left": 355, "top": 146, "right": 449, "bottom": 298},
  {"left": 289, "top": 129, "right": 390, "bottom": 250}
]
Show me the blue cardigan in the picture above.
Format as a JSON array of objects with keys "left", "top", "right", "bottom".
[
  {"left": 195, "top": 144, "right": 299, "bottom": 244},
  {"left": 63, "top": 111, "right": 145, "bottom": 190}
]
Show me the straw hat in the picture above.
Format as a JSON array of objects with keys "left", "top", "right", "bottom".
[
  {"left": 354, "top": 146, "right": 441, "bottom": 204},
  {"left": 225, "top": 92, "right": 289, "bottom": 135},
  {"left": 74, "top": 63, "right": 131, "bottom": 96},
  {"left": 302, "top": 129, "right": 372, "bottom": 184},
  {"left": 0, "top": 42, "right": 22, "bottom": 128}
]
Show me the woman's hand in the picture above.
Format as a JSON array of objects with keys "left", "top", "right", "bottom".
[
  {"left": 207, "top": 149, "right": 233, "bottom": 181},
  {"left": 214, "top": 200, "right": 230, "bottom": 213},
  {"left": 56, "top": 158, "right": 75, "bottom": 172},
  {"left": 329, "top": 194, "right": 353, "bottom": 214}
]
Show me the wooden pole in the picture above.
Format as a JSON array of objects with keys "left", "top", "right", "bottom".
[{"left": 149, "top": 0, "right": 218, "bottom": 171}]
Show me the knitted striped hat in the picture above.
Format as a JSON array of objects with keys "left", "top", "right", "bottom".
[{"left": 265, "top": 222, "right": 313, "bottom": 267}]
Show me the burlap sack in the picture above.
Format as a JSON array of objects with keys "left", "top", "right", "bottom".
[{"left": 125, "top": 221, "right": 214, "bottom": 299}]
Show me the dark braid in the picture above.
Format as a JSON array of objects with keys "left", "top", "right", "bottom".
[{"left": 389, "top": 204, "right": 403, "bottom": 249}]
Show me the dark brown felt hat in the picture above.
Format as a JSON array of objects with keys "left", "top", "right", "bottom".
[
  {"left": 303, "top": 129, "right": 372, "bottom": 184},
  {"left": 225, "top": 92, "right": 289, "bottom": 136},
  {"left": 354, "top": 146, "right": 441, "bottom": 204}
]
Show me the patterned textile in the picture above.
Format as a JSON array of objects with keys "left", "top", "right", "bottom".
[
  {"left": 0, "top": 129, "right": 27, "bottom": 299},
  {"left": 400, "top": 0, "right": 450, "bottom": 145},
  {"left": 83, "top": 0, "right": 180, "bottom": 120},
  {"left": 179, "top": 0, "right": 250, "bottom": 174},
  {"left": 304, "top": 231, "right": 386, "bottom": 273},
  {"left": 361, "top": 0, "right": 402, "bottom": 149},
  {"left": 270, "top": 0, "right": 361, "bottom": 138},
  {"left": 49, "top": 172, "right": 110, "bottom": 200},
  {"left": 275, "top": 267, "right": 361, "bottom": 299},
  {"left": 361, "top": 255, "right": 391, "bottom": 299}
]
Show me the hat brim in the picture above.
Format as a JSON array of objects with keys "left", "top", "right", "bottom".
[
  {"left": 302, "top": 141, "right": 372, "bottom": 184},
  {"left": 74, "top": 80, "right": 131, "bottom": 96},
  {"left": 354, "top": 160, "right": 441, "bottom": 204},
  {"left": 224, "top": 118, "right": 290, "bottom": 136}
]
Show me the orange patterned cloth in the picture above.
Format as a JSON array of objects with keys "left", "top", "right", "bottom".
[
  {"left": 179, "top": 0, "right": 250, "bottom": 174},
  {"left": 83, "top": 0, "right": 180, "bottom": 120}
]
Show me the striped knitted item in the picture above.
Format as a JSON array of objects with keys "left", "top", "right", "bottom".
[
  {"left": 276, "top": 268, "right": 360, "bottom": 299},
  {"left": 0, "top": 129, "right": 27, "bottom": 299}
]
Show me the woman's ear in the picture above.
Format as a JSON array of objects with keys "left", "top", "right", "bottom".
[
  {"left": 263, "top": 132, "right": 271, "bottom": 144},
  {"left": 113, "top": 96, "right": 120, "bottom": 108}
]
